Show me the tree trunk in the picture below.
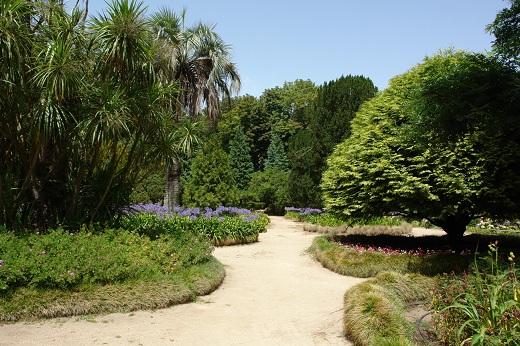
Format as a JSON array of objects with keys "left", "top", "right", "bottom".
[
  {"left": 432, "top": 214, "right": 472, "bottom": 250},
  {"left": 164, "top": 161, "right": 180, "bottom": 212}
]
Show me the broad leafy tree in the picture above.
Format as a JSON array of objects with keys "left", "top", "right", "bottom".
[
  {"left": 487, "top": 0, "right": 520, "bottom": 65},
  {"left": 322, "top": 50, "right": 520, "bottom": 245}
]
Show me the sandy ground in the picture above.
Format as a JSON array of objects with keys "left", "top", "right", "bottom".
[{"left": 0, "top": 216, "right": 366, "bottom": 346}]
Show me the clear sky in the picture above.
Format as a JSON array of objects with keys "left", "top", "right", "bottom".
[{"left": 83, "top": 0, "right": 507, "bottom": 97}]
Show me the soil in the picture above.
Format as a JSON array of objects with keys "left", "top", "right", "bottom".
[{"left": 0, "top": 216, "right": 365, "bottom": 346}]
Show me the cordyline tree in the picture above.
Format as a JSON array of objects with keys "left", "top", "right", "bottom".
[
  {"left": 322, "top": 50, "right": 520, "bottom": 246},
  {"left": 0, "top": 0, "right": 181, "bottom": 229}
]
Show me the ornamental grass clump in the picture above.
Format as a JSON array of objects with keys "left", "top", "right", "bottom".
[
  {"left": 430, "top": 241, "right": 520, "bottom": 345},
  {"left": 343, "top": 272, "right": 435, "bottom": 346}
]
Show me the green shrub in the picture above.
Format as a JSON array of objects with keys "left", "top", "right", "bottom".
[
  {"left": 130, "top": 172, "right": 165, "bottom": 204},
  {"left": 245, "top": 169, "right": 290, "bottom": 215}
]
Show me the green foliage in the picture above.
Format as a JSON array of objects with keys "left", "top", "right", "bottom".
[
  {"left": 246, "top": 169, "right": 290, "bottom": 215},
  {"left": 182, "top": 146, "right": 240, "bottom": 208},
  {"left": 218, "top": 80, "right": 317, "bottom": 171},
  {"left": 311, "top": 235, "right": 474, "bottom": 278},
  {"left": 292, "top": 211, "right": 405, "bottom": 228},
  {"left": 120, "top": 211, "right": 267, "bottom": 246},
  {"left": 288, "top": 75, "right": 377, "bottom": 208},
  {"left": 0, "top": 227, "right": 213, "bottom": 292},
  {"left": 0, "top": 0, "right": 240, "bottom": 229},
  {"left": 0, "top": 257, "right": 225, "bottom": 322},
  {"left": 228, "top": 126, "right": 254, "bottom": 190},
  {"left": 130, "top": 172, "right": 166, "bottom": 204},
  {"left": 431, "top": 243, "right": 520, "bottom": 345},
  {"left": 486, "top": 0, "right": 520, "bottom": 65},
  {"left": 322, "top": 50, "right": 520, "bottom": 243},
  {"left": 264, "top": 134, "right": 288, "bottom": 171},
  {"left": 287, "top": 129, "right": 323, "bottom": 207}
]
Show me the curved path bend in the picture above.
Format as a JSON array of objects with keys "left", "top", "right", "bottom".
[{"left": 1, "top": 216, "right": 364, "bottom": 346}]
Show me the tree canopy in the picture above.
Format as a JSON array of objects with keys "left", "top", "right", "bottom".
[
  {"left": 487, "top": 0, "right": 520, "bottom": 65},
  {"left": 322, "top": 50, "right": 520, "bottom": 243},
  {"left": 288, "top": 75, "right": 378, "bottom": 208}
]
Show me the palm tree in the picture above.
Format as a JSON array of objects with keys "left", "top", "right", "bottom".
[
  {"left": 83, "top": 0, "right": 178, "bottom": 224},
  {"left": 150, "top": 7, "right": 241, "bottom": 209}
]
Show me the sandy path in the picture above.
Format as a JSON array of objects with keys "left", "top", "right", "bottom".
[{"left": 1, "top": 216, "right": 365, "bottom": 346}]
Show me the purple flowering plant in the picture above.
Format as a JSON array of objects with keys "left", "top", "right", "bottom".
[{"left": 121, "top": 204, "right": 268, "bottom": 246}]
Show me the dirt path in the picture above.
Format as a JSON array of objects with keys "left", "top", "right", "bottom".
[{"left": 0, "top": 216, "right": 365, "bottom": 346}]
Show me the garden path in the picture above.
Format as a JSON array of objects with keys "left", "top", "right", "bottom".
[{"left": 1, "top": 216, "right": 365, "bottom": 346}]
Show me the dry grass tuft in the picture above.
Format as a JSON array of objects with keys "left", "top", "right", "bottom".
[{"left": 303, "top": 223, "right": 412, "bottom": 236}]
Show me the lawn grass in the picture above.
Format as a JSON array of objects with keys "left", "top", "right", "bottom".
[{"left": 0, "top": 256, "right": 224, "bottom": 322}]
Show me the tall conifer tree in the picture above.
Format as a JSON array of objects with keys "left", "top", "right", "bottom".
[
  {"left": 264, "top": 134, "right": 288, "bottom": 172},
  {"left": 229, "top": 127, "right": 254, "bottom": 190}
]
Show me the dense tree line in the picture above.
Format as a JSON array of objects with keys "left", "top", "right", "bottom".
[
  {"left": 5, "top": 0, "right": 519, "bottom": 243},
  {"left": 181, "top": 76, "right": 377, "bottom": 214}
]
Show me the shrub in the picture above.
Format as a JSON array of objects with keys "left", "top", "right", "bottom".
[
  {"left": 246, "top": 169, "right": 290, "bottom": 215},
  {"left": 130, "top": 172, "right": 165, "bottom": 204}
]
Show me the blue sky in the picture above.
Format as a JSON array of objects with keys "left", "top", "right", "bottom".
[{"left": 83, "top": 0, "right": 507, "bottom": 97}]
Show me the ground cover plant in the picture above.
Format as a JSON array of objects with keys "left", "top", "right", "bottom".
[
  {"left": 285, "top": 207, "right": 408, "bottom": 227},
  {"left": 310, "top": 222, "right": 520, "bottom": 345},
  {"left": 311, "top": 235, "right": 474, "bottom": 278},
  {"left": 286, "top": 207, "right": 414, "bottom": 236},
  {"left": 0, "top": 204, "right": 266, "bottom": 322},
  {"left": 0, "top": 226, "right": 223, "bottom": 322}
]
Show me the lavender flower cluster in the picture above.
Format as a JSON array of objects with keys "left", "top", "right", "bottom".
[
  {"left": 285, "top": 207, "right": 323, "bottom": 216},
  {"left": 127, "top": 203, "right": 258, "bottom": 222}
]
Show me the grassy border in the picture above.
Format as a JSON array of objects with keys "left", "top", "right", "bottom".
[
  {"left": 213, "top": 234, "right": 259, "bottom": 246},
  {"left": 343, "top": 272, "right": 435, "bottom": 346},
  {"left": 0, "top": 256, "right": 225, "bottom": 323},
  {"left": 310, "top": 235, "right": 474, "bottom": 277}
]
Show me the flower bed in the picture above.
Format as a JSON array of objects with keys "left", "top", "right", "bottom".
[{"left": 123, "top": 204, "right": 268, "bottom": 246}]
